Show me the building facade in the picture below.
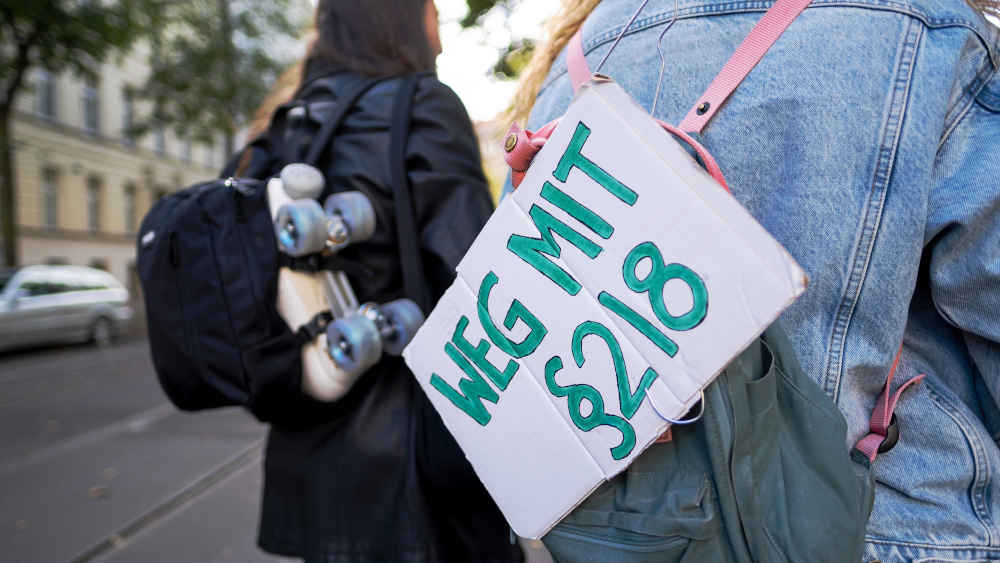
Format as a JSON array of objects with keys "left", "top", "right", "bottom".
[{"left": 6, "top": 46, "right": 225, "bottom": 303}]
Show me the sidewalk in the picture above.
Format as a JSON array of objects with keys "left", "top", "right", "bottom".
[{"left": 0, "top": 338, "right": 553, "bottom": 563}]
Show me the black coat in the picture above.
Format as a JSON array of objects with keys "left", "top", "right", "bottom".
[{"left": 250, "top": 66, "right": 522, "bottom": 563}]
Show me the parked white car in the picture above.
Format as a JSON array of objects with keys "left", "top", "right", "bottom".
[{"left": 0, "top": 265, "right": 134, "bottom": 352}]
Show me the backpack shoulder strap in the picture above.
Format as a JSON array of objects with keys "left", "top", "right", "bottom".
[
  {"left": 230, "top": 77, "right": 383, "bottom": 179},
  {"left": 388, "top": 73, "right": 432, "bottom": 313},
  {"left": 303, "top": 77, "right": 385, "bottom": 166}
]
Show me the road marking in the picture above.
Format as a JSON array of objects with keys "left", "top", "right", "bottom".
[
  {"left": 67, "top": 439, "right": 265, "bottom": 563},
  {"left": 0, "top": 403, "right": 176, "bottom": 476}
]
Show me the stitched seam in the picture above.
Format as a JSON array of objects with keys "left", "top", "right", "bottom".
[
  {"left": 866, "top": 536, "right": 1000, "bottom": 552},
  {"left": 938, "top": 66, "right": 999, "bottom": 151},
  {"left": 704, "top": 382, "right": 754, "bottom": 558},
  {"left": 539, "top": 0, "right": 998, "bottom": 95},
  {"left": 925, "top": 381, "right": 996, "bottom": 545},
  {"left": 978, "top": 78, "right": 1000, "bottom": 111},
  {"left": 821, "top": 17, "right": 921, "bottom": 401}
]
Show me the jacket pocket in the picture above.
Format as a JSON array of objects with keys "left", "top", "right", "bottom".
[
  {"left": 544, "top": 438, "right": 729, "bottom": 563},
  {"left": 545, "top": 523, "right": 691, "bottom": 562},
  {"left": 867, "top": 377, "right": 996, "bottom": 548}
]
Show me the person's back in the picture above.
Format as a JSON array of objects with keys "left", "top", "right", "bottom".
[
  {"left": 224, "top": 2, "right": 523, "bottom": 562},
  {"left": 257, "top": 66, "right": 517, "bottom": 563},
  {"left": 514, "top": 1, "right": 1000, "bottom": 560}
]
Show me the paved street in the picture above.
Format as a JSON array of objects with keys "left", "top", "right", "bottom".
[
  {"left": 0, "top": 337, "right": 554, "bottom": 563},
  {"left": 0, "top": 338, "right": 291, "bottom": 563}
]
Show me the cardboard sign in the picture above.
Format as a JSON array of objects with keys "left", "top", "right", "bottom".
[{"left": 403, "top": 79, "right": 808, "bottom": 539}]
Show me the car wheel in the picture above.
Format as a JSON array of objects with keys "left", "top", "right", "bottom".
[{"left": 91, "top": 317, "right": 114, "bottom": 348}]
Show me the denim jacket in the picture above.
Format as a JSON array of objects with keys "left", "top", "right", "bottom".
[{"left": 506, "top": 1, "right": 1000, "bottom": 560}]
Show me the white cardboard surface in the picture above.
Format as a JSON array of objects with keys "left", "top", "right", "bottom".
[{"left": 403, "top": 79, "right": 808, "bottom": 539}]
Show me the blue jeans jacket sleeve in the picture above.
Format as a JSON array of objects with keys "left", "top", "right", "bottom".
[{"left": 927, "top": 79, "right": 1000, "bottom": 408}]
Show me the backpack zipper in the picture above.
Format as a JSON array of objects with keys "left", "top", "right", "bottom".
[{"left": 226, "top": 177, "right": 247, "bottom": 223}]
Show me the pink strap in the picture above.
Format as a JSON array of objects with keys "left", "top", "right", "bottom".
[
  {"left": 657, "top": 121, "right": 730, "bottom": 192},
  {"left": 504, "top": 118, "right": 730, "bottom": 192},
  {"left": 566, "top": 0, "right": 810, "bottom": 133},
  {"left": 678, "top": 0, "right": 812, "bottom": 132},
  {"left": 567, "top": 30, "right": 591, "bottom": 94},
  {"left": 854, "top": 346, "right": 925, "bottom": 462}
]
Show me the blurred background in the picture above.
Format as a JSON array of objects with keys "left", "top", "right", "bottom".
[{"left": 0, "top": 1, "right": 556, "bottom": 561}]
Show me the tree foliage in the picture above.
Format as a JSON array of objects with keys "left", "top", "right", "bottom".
[
  {"left": 0, "top": 0, "right": 156, "bottom": 266},
  {"left": 492, "top": 39, "right": 536, "bottom": 79},
  {"left": 137, "top": 0, "right": 309, "bottom": 156},
  {"left": 462, "top": 0, "right": 537, "bottom": 81},
  {"left": 0, "top": 1, "right": 152, "bottom": 99},
  {"left": 461, "top": 0, "right": 511, "bottom": 27}
]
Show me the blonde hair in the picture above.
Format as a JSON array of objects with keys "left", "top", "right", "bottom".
[
  {"left": 506, "top": 0, "right": 600, "bottom": 125},
  {"left": 970, "top": 0, "right": 1000, "bottom": 18},
  {"left": 506, "top": 0, "right": 1000, "bottom": 125}
]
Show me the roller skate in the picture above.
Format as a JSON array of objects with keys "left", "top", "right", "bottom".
[{"left": 267, "top": 163, "right": 425, "bottom": 400}]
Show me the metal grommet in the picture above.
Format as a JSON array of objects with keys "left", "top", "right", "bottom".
[
  {"left": 660, "top": 391, "right": 706, "bottom": 425},
  {"left": 504, "top": 133, "right": 518, "bottom": 153},
  {"left": 696, "top": 101, "right": 711, "bottom": 115},
  {"left": 877, "top": 414, "right": 900, "bottom": 454}
]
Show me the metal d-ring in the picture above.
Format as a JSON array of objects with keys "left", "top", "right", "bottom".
[{"left": 659, "top": 390, "right": 706, "bottom": 425}]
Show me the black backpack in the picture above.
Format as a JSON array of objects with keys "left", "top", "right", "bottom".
[{"left": 137, "top": 75, "right": 427, "bottom": 422}]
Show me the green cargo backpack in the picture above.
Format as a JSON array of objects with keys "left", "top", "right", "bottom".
[{"left": 542, "top": 326, "right": 874, "bottom": 562}]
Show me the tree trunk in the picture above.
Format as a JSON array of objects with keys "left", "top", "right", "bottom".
[
  {"left": 219, "top": 0, "right": 236, "bottom": 160},
  {"left": 1, "top": 36, "right": 36, "bottom": 268},
  {"left": 0, "top": 107, "right": 18, "bottom": 267}
]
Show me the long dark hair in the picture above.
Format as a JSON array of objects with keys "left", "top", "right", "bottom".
[
  {"left": 241, "top": 0, "right": 434, "bottom": 161},
  {"left": 309, "top": 0, "right": 435, "bottom": 77}
]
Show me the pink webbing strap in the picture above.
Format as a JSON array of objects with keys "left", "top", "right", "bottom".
[
  {"left": 658, "top": 121, "right": 729, "bottom": 192},
  {"left": 504, "top": 117, "right": 730, "bottom": 192},
  {"left": 557, "top": 28, "right": 730, "bottom": 191},
  {"left": 854, "top": 346, "right": 925, "bottom": 462},
  {"left": 567, "top": 30, "right": 591, "bottom": 94},
  {"left": 566, "top": 28, "right": 589, "bottom": 95},
  {"left": 678, "top": 0, "right": 812, "bottom": 133}
]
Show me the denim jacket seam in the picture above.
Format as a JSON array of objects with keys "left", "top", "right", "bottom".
[
  {"left": 866, "top": 536, "right": 1000, "bottom": 553},
  {"left": 821, "top": 17, "right": 922, "bottom": 401},
  {"left": 976, "top": 66, "right": 1000, "bottom": 111},
  {"left": 978, "top": 88, "right": 1000, "bottom": 112},
  {"left": 938, "top": 65, "right": 1000, "bottom": 152},
  {"left": 538, "top": 0, "right": 997, "bottom": 96},
  {"left": 924, "top": 380, "right": 996, "bottom": 544}
]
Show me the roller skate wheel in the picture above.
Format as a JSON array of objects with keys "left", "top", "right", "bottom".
[
  {"left": 274, "top": 199, "right": 328, "bottom": 257},
  {"left": 280, "top": 163, "right": 325, "bottom": 200},
  {"left": 326, "top": 314, "right": 383, "bottom": 375},
  {"left": 324, "top": 192, "right": 377, "bottom": 243},
  {"left": 379, "top": 299, "right": 425, "bottom": 356}
]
